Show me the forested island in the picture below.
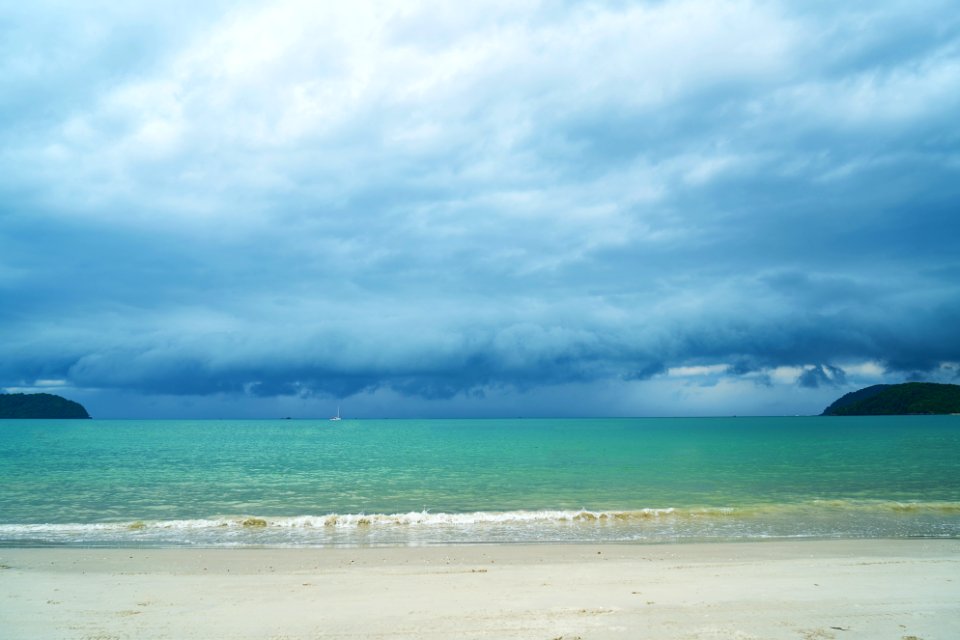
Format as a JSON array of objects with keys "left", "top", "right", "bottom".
[
  {"left": 822, "top": 382, "right": 960, "bottom": 416},
  {"left": 0, "top": 393, "right": 91, "bottom": 419}
]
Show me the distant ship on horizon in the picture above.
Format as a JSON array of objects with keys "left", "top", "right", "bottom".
[{"left": 330, "top": 406, "right": 341, "bottom": 421}]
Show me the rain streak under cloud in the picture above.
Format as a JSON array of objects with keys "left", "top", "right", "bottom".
[{"left": 2, "top": 0, "right": 960, "bottom": 417}]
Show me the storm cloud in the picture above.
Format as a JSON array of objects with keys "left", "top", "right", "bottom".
[{"left": 2, "top": 1, "right": 959, "bottom": 417}]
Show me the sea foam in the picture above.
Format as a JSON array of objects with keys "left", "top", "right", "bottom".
[{"left": 2, "top": 501, "right": 958, "bottom": 547}]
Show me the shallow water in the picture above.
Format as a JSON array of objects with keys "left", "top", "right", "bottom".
[{"left": 1, "top": 416, "right": 958, "bottom": 546}]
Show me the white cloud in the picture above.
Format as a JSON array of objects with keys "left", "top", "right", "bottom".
[
  {"left": 775, "top": 51, "right": 960, "bottom": 132},
  {"left": 841, "top": 361, "right": 885, "bottom": 378},
  {"left": 5, "top": 1, "right": 798, "bottom": 221},
  {"left": 667, "top": 364, "right": 729, "bottom": 377}
]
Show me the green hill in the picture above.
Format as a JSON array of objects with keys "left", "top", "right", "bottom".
[
  {"left": 822, "top": 382, "right": 960, "bottom": 416},
  {"left": 0, "top": 393, "right": 91, "bottom": 419}
]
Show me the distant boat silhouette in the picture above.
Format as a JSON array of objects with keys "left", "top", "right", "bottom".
[{"left": 330, "top": 406, "right": 342, "bottom": 421}]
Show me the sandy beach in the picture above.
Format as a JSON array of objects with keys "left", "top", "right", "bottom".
[{"left": 1, "top": 539, "right": 958, "bottom": 639}]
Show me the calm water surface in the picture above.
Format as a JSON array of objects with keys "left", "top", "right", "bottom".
[{"left": 1, "top": 416, "right": 958, "bottom": 546}]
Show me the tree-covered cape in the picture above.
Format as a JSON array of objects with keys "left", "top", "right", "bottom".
[
  {"left": 822, "top": 382, "right": 960, "bottom": 415},
  {"left": 0, "top": 393, "right": 91, "bottom": 418}
]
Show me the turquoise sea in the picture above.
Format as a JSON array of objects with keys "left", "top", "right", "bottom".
[{"left": 1, "top": 416, "right": 959, "bottom": 547}]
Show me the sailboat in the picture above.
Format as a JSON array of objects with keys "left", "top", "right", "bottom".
[{"left": 330, "top": 405, "right": 342, "bottom": 421}]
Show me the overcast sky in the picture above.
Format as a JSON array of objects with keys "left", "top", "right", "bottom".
[{"left": 2, "top": 0, "right": 959, "bottom": 418}]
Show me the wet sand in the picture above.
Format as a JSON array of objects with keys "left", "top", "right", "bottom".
[{"left": 1, "top": 539, "right": 958, "bottom": 639}]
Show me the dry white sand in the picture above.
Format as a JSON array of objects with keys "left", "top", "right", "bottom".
[{"left": 1, "top": 539, "right": 958, "bottom": 639}]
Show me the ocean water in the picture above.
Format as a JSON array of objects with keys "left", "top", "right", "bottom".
[{"left": 1, "top": 416, "right": 958, "bottom": 547}]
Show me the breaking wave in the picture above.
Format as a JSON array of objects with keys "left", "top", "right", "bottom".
[{"left": 2, "top": 500, "right": 959, "bottom": 547}]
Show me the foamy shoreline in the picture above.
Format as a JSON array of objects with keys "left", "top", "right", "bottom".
[
  {"left": 2, "top": 539, "right": 958, "bottom": 639},
  {"left": 5, "top": 500, "right": 958, "bottom": 547}
]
